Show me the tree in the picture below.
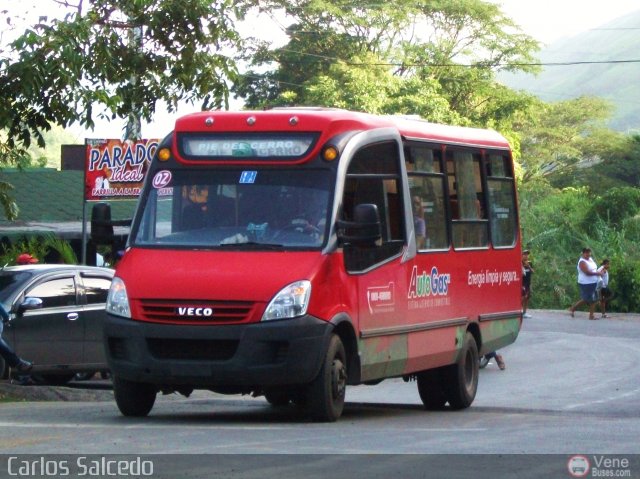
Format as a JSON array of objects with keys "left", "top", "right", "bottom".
[
  {"left": 236, "top": 0, "right": 540, "bottom": 126},
  {"left": 516, "top": 96, "right": 620, "bottom": 184},
  {"left": 0, "top": 0, "right": 254, "bottom": 219}
]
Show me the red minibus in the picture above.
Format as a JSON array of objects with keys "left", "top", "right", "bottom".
[{"left": 101, "top": 108, "right": 522, "bottom": 421}]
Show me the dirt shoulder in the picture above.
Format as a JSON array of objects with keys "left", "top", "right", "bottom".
[{"left": 0, "top": 381, "right": 113, "bottom": 403}]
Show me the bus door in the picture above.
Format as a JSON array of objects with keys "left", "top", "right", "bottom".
[{"left": 337, "top": 130, "right": 415, "bottom": 382}]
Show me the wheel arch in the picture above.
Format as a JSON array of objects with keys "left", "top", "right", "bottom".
[
  {"left": 466, "top": 321, "right": 482, "bottom": 354},
  {"left": 330, "top": 313, "right": 361, "bottom": 385}
]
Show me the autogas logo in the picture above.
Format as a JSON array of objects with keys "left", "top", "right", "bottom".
[
  {"left": 177, "top": 307, "right": 214, "bottom": 317},
  {"left": 408, "top": 265, "right": 450, "bottom": 299}
]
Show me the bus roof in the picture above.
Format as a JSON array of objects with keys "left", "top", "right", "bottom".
[{"left": 174, "top": 108, "right": 511, "bottom": 150}]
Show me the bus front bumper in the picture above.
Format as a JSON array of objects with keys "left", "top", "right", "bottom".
[{"left": 104, "top": 314, "right": 333, "bottom": 389}]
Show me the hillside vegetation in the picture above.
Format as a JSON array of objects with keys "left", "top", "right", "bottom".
[{"left": 501, "top": 10, "right": 640, "bottom": 132}]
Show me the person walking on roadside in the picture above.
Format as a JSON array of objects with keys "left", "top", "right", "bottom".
[
  {"left": 597, "top": 259, "right": 612, "bottom": 318},
  {"left": 0, "top": 303, "right": 33, "bottom": 373},
  {"left": 522, "top": 249, "right": 534, "bottom": 318},
  {"left": 569, "top": 247, "right": 603, "bottom": 320}
]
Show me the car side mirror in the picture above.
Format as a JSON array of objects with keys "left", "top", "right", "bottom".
[
  {"left": 336, "top": 203, "right": 382, "bottom": 246},
  {"left": 19, "top": 297, "right": 43, "bottom": 312}
]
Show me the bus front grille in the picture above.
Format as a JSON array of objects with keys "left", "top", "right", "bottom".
[{"left": 137, "top": 299, "right": 255, "bottom": 324}]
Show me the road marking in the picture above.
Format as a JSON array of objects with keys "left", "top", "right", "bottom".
[{"left": 564, "top": 385, "right": 640, "bottom": 410}]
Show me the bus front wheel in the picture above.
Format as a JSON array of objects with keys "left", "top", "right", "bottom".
[
  {"left": 306, "top": 334, "right": 347, "bottom": 422},
  {"left": 443, "top": 332, "right": 479, "bottom": 409},
  {"left": 113, "top": 376, "right": 157, "bottom": 417}
]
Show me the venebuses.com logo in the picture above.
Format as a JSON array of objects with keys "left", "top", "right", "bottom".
[{"left": 567, "top": 455, "right": 632, "bottom": 478}]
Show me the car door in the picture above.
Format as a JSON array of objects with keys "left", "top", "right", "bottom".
[
  {"left": 12, "top": 273, "right": 83, "bottom": 368},
  {"left": 79, "top": 272, "right": 113, "bottom": 366}
]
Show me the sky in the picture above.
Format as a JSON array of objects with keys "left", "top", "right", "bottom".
[
  {"left": 491, "top": 0, "right": 640, "bottom": 45},
  {"left": 5, "top": 0, "right": 640, "bottom": 140}
]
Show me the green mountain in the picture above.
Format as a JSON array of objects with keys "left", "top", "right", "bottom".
[{"left": 501, "top": 10, "right": 640, "bottom": 132}]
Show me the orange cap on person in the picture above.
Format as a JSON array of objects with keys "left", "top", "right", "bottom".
[{"left": 16, "top": 253, "right": 39, "bottom": 264}]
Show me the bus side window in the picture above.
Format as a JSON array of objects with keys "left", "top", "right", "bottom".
[
  {"left": 342, "top": 141, "right": 405, "bottom": 272},
  {"left": 447, "top": 150, "right": 488, "bottom": 249},
  {"left": 406, "top": 145, "right": 448, "bottom": 251},
  {"left": 487, "top": 153, "right": 517, "bottom": 247}
]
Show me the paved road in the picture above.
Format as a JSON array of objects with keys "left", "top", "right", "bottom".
[{"left": 0, "top": 310, "right": 639, "bottom": 477}]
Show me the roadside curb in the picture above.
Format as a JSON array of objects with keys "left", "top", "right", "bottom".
[{"left": 0, "top": 381, "right": 113, "bottom": 402}]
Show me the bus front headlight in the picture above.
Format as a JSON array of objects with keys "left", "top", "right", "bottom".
[
  {"left": 106, "top": 277, "right": 131, "bottom": 319},
  {"left": 262, "top": 280, "right": 311, "bottom": 321}
]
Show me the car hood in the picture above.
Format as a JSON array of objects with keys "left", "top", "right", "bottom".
[{"left": 115, "top": 248, "right": 326, "bottom": 303}]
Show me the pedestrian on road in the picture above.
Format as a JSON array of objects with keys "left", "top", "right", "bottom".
[
  {"left": 597, "top": 259, "right": 613, "bottom": 318},
  {"left": 0, "top": 303, "right": 33, "bottom": 373},
  {"left": 482, "top": 351, "right": 506, "bottom": 370},
  {"left": 569, "top": 247, "right": 603, "bottom": 320},
  {"left": 522, "top": 249, "right": 534, "bottom": 318}
]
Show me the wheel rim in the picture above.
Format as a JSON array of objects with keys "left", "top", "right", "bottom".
[{"left": 331, "top": 358, "right": 347, "bottom": 400}]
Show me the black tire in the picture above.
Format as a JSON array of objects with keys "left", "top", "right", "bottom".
[
  {"left": 113, "top": 375, "right": 157, "bottom": 417},
  {"left": 443, "top": 332, "right": 479, "bottom": 410},
  {"left": 264, "top": 389, "right": 291, "bottom": 406},
  {"left": 417, "top": 369, "right": 447, "bottom": 410},
  {"left": 306, "top": 334, "right": 347, "bottom": 422},
  {"left": 37, "top": 374, "right": 75, "bottom": 386},
  {"left": 74, "top": 372, "right": 96, "bottom": 381}
]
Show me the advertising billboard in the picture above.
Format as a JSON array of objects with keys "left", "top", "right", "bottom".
[{"left": 84, "top": 139, "right": 159, "bottom": 201}]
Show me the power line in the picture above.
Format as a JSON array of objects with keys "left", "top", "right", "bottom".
[{"left": 278, "top": 48, "right": 640, "bottom": 68}]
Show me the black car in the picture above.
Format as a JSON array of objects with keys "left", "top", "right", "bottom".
[{"left": 0, "top": 264, "right": 114, "bottom": 384}]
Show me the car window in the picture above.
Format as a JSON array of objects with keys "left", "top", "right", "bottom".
[
  {"left": 27, "top": 277, "right": 77, "bottom": 308},
  {"left": 83, "top": 276, "right": 112, "bottom": 305},
  {"left": 0, "top": 271, "right": 34, "bottom": 303}
]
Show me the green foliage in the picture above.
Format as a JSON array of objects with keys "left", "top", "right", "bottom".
[
  {"left": 583, "top": 187, "right": 640, "bottom": 232},
  {"left": 237, "top": 0, "right": 540, "bottom": 126},
  {"left": 520, "top": 186, "right": 640, "bottom": 312},
  {"left": 0, "top": 234, "right": 78, "bottom": 266},
  {"left": 517, "top": 97, "right": 616, "bottom": 184},
  {"left": 0, "top": 0, "right": 254, "bottom": 218},
  {"left": 1, "top": 0, "right": 252, "bottom": 150}
]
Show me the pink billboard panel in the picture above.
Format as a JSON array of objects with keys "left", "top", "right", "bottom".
[{"left": 85, "top": 139, "right": 159, "bottom": 201}]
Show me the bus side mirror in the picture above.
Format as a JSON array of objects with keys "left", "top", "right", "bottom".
[
  {"left": 337, "top": 203, "right": 382, "bottom": 246},
  {"left": 91, "top": 202, "right": 114, "bottom": 245}
]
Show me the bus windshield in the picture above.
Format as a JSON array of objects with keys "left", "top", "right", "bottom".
[{"left": 132, "top": 169, "right": 332, "bottom": 249}]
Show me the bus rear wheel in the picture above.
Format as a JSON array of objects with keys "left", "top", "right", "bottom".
[
  {"left": 306, "top": 334, "right": 347, "bottom": 422},
  {"left": 113, "top": 376, "right": 157, "bottom": 417},
  {"left": 417, "top": 369, "right": 447, "bottom": 410},
  {"left": 443, "top": 332, "right": 479, "bottom": 409}
]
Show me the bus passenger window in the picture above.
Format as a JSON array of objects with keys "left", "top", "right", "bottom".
[
  {"left": 487, "top": 153, "right": 517, "bottom": 247},
  {"left": 447, "top": 150, "right": 488, "bottom": 249},
  {"left": 406, "top": 145, "right": 448, "bottom": 251}
]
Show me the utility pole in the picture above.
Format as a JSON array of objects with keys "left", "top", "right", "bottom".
[{"left": 124, "top": 24, "right": 143, "bottom": 141}]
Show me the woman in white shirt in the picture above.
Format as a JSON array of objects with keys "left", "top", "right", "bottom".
[{"left": 569, "top": 247, "right": 603, "bottom": 320}]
